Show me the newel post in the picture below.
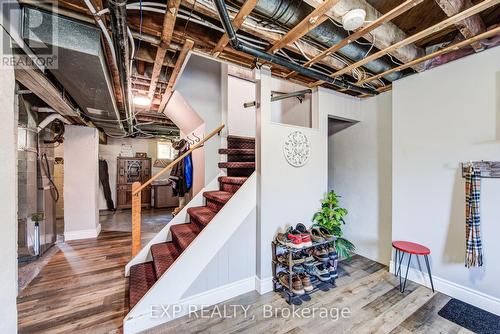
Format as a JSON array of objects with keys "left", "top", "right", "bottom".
[{"left": 131, "top": 182, "right": 142, "bottom": 257}]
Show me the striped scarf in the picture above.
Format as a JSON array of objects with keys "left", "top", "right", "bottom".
[{"left": 465, "top": 165, "right": 483, "bottom": 268}]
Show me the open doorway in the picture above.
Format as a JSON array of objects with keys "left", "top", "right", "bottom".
[{"left": 327, "top": 116, "right": 358, "bottom": 190}]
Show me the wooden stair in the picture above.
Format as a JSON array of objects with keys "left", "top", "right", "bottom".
[{"left": 128, "top": 135, "right": 255, "bottom": 309}]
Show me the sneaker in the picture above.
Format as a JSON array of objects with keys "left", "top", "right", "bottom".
[
  {"left": 295, "top": 223, "right": 313, "bottom": 247},
  {"left": 278, "top": 273, "right": 305, "bottom": 295},
  {"left": 313, "top": 246, "right": 330, "bottom": 262},
  {"left": 318, "top": 227, "right": 335, "bottom": 242},
  {"left": 328, "top": 245, "right": 337, "bottom": 260},
  {"left": 286, "top": 227, "right": 304, "bottom": 249},
  {"left": 302, "top": 248, "right": 315, "bottom": 262},
  {"left": 292, "top": 264, "right": 306, "bottom": 274},
  {"left": 276, "top": 252, "right": 305, "bottom": 266},
  {"left": 276, "top": 232, "right": 302, "bottom": 249},
  {"left": 305, "top": 264, "right": 331, "bottom": 282},
  {"left": 299, "top": 273, "right": 314, "bottom": 292},
  {"left": 310, "top": 227, "right": 326, "bottom": 243}
]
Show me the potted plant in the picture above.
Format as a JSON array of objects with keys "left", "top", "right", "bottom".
[{"left": 312, "top": 190, "right": 355, "bottom": 259}]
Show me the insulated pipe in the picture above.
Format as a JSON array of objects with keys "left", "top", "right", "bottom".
[
  {"left": 37, "top": 113, "right": 71, "bottom": 132},
  {"left": 213, "top": 0, "right": 377, "bottom": 96},
  {"left": 109, "top": 0, "right": 134, "bottom": 133}
]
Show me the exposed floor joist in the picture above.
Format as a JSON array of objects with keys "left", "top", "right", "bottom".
[
  {"left": 311, "top": 0, "right": 500, "bottom": 86},
  {"left": 211, "top": 0, "right": 259, "bottom": 57},
  {"left": 285, "top": 0, "right": 424, "bottom": 79},
  {"left": 356, "top": 25, "right": 500, "bottom": 86},
  {"left": 158, "top": 39, "right": 195, "bottom": 113},
  {"left": 148, "top": 0, "right": 182, "bottom": 100},
  {"left": 434, "top": 0, "right": 487, "bottom": 51},
  {"left": 267, "top": 0, "right": 340, "bottom": 54},
  {"left": 303, "top": 0, "right": 426, "bottom": 69}
]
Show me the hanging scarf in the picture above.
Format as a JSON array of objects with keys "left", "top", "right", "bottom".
[{"left": 465, "top": 165, "right": 483, "bottom": 268}]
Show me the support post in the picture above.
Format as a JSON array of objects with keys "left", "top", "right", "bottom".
[{"left": 132, "top": 182, "right": 142, "bottom": 257}]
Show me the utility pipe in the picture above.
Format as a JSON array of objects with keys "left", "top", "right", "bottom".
[
  {"left": 213, "top": 0, "right": 376, "bottom": 96},
  {"left": 37, "top": 113, "right": 71, "bottom": 133},
  {"left": 244, "top": 89, "right": 312, "bottom": 108}
]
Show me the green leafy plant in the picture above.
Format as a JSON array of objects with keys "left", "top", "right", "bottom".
[{"left": 313, "top": 190, "right": 355, "bottom": 259}]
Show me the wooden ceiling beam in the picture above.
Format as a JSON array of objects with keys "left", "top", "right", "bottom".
[
  {"left": 285, "top": 0, "right": 424, "bottom": 78},
  {"left": 148, "top": 0, "right": 182, "bottom": 100},
  {"left": 158, "top": 39, "right": 195, "bottom": 113},
  {"left": 311, "top": 0, "right": 500, "bottom": 86},
  {"left": 267, "top": 0, "right": 340, "bottom": 54},
  {"left": 212, "top": 0, "right": 259, "bottom": 58},
  {"left": 302, "top": 0, "right": 425, "bottom": 69},
  {"left": 356, "top": 25, "right": 500, "bottom": 86},
  {"left": 434, "top": 0, "right": 487, "bottom": 51}
]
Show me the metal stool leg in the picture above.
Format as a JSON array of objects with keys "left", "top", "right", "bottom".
[
  {"left": 424, "top": 255, "right": 435, "bottom": 293},
  {"left": 401, "top": 254, "right": 412, "bottom": 293},
  {"left": 394, "top": 248, "right": 398, "bottom": 276},
  {"left": 396, "top": 250, "right": 404, "bottom": 277}
]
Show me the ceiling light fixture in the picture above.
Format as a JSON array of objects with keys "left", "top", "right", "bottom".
[
  {"left": 342, "top": 9, "right": 366, "bottom": 31},
  {"left": 133, "top": 95, "right": 152, "bottom": 107}
]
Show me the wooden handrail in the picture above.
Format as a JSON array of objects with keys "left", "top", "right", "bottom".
[
  {"left": 132, "top": 124, "right": 225, "bottom": 195},
  {"left": 131, "top": 124, "right": 225, "bottom": 257}
]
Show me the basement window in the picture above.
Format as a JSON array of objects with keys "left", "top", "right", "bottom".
[{"left": 154, "top": 141, "right": 174, "bottom": 167}]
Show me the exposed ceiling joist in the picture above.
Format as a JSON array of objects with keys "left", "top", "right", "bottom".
[
  {"left": 311, "top": 0, "right": 500, "bottom": 86},
  {"left": 356, "top": 25, "right": 500, "bottom": 86},
  {"left": 303, "top": 0, "right": 425, "bottom": 69},
  {"left": 434, "top": 0, "right": 487, "bottom": 51},
  {"left": 212, "top": 0, "right": 259, "bottom": 57},
  {"left": 267, "top": 0, "right": 340, "bottom": 54},
  {"left": 285, "top": 0, "right": 424, "bottom": 78},
  {"left": 158, "top": 39, "right": 195, "bottom": 113},
  {"left": 148, "top": 0, "right": 182, "bottom": 100}
]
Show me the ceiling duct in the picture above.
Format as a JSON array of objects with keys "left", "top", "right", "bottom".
[
  {"left": 22, "top": 7, "right": 126, "bottom": 136},
  {"left": 229, "top": 0, "right": 405, "bottom": 82}
]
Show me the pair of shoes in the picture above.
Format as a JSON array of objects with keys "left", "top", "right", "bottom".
[
  {"left": 310, "top": 227, "right": 335, "bottom": 243},
  {"left": 304, "top": 246, "right": 331, "bottom": 263},
  {"left": 284, "top": 223, "right": 313, "bottom": 249},
  {"left": 276, "top": 251, "right": 305, "bottom": 266},
  {"left": 277, "top": 273, "right": 313, "bottom": 295},
  {"left": 304, "top": 261, "right": 334, "bottom": 282}
]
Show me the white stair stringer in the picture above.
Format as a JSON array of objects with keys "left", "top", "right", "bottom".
[
  {"left": 124, "top": 174, "right": 222, "bottom": 276},
  {"left": 123, "top": 172, "right": 256, "bottom": 333}
]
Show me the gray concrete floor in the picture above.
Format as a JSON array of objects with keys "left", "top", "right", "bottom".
[{"left": 18, "top": 208, "right": 173, "bottom": 292}]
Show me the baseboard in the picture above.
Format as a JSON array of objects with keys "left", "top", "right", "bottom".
[
  {"left": 389, "top": 261, "right": 500, "bottom": 316},
  {"left": 255, "top": 276, "right": 273, "bottom": 295},
  {"left": 64, "top": 224, "right": 101, "bottom": 241}
]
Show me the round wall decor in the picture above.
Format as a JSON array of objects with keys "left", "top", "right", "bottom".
[{"left": 283, "top": 131, "right": 311, "bottom": 167}]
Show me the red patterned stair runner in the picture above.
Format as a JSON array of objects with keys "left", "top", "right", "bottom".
[{"left": 128, "top": 135, "right": 255, "bottom": 309}]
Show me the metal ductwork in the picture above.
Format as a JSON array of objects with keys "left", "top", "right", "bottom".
[
  {"left": 213, "top": 0, "right": 377, "bottom": 95},
  {"left": 22, "top": 7, "right": 126, "bottom": 136},
  {"left": 228, "top": 0, "right": 404, "bottom": 83}
]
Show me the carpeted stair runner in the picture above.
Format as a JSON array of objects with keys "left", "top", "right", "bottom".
[{"left": 128, "top": 135, "right": 255, "bottom": 309}]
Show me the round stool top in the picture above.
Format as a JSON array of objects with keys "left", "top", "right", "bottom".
[{"left": 392, "top": 241, "right": 430, "bottom": 255}]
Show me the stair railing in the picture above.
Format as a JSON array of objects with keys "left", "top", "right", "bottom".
[{"left": 130, "top": 124, "right": 225, "bottom": 257}]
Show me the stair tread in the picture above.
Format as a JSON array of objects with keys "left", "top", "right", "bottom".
[
  {"left": 170, "top": 223, "right": 200, "bottom": 250},
  {"left": 129, "top": 262, "right": 157, "bottom": 310},
  {"left": 187, "top": 206, "right": 217, "bottom": 227},
  {"left": 150, "top": 242, "right": 180, "bottom": 278},
  {"left": 203, "top": 190, "right": 234, "bottom": 204},
  {"left": 218, "top": 148, "right": 255, "bottom": 155},
  {"left": 218, "top": 176, "right": 248, "bottom": 185},
  {"left": 227, "top": 135, "right": 255, "bottom": 142},
  {"left": 218, "top": 162, "right": 255, "bottom": 169}
]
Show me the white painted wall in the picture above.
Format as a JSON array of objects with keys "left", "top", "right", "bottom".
[
  {"left": 227, "top": 75, "right": 256, "bottom": 137},
  {"left": 0, "top": 28, "right": 18, "bottom": 334},
  {"left": 64, "top": 126, "right": 100, "bottom": 240},
  {"left": 329, "top": 92, "right": 393, "bottom": 264},
  {"left": 392, "top": 47, "right": 500, "bottom": 314},
  {"left": 256, "top": 68, "right": 328, "bottom": 286}
]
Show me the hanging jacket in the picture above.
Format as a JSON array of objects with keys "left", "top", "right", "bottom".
[{"left": 170, "top": 139, "right": 193, "bottom": 197}]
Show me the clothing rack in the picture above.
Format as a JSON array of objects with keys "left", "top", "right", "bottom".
[{"left": 461, "top": 161, "right": 500, "bottom": 178}]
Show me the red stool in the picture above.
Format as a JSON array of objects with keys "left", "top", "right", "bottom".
[{"left": 392, "top": 241, "right": 435, "bottom": 293}]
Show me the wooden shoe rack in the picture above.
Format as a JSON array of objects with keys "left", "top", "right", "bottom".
[{"left": 272, "top": 239, "right": 337, "bottom": 304}]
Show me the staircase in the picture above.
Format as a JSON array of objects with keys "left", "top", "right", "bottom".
[{"left": 128, "top": 135, "right": 255, "bottom": 309}]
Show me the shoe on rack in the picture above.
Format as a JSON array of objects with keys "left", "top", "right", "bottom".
[
  {"left": 310, "top": 227, "right": 326, "bottom": 243},
  {"left": 328, "top": 244, "right": 337, "bottom": 261},
  {"left": 299, "top": 273, "right": 314, "bottom": 292},
  {"left": 313, "top": 246, "right": 330, "bottom": 263},
  {"left": 301, "top": 249, "right": 315, "bottom": 263},
  {"left": 286, "top": 227, "right": 305, "bottom": 249},
  {"left": 305, "top": 264, "right": 331, "bottom": 282},
  {"left": 318, "top": 227, "right": 335, "bottom": 242},
  {"left": 276, "top": 232, "right": 302, "bottom": 249},
  {"left": 277, "top": 252, "right": 305, "bottom": 266},
  {"left": 295, "top": 223, "right": 313, "bottom": 247},
  {"left": 278, "top": 273, "right": 305, "bottom": 295},
  {"left": 292, "top": 264, "right": 306, "bottom": 274}
]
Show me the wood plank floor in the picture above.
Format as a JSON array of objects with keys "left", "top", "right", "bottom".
[{"left": 18, "top": 231, "right": 470, "bottom": 334}]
